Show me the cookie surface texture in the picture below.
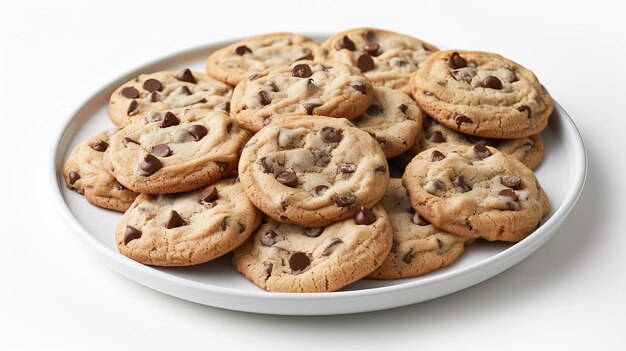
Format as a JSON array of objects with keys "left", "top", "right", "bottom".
[
  {"left": 206, "top": 32, "right": 321, "bottom": 86},
  {"left": 117, "top": 178, "right": 262, "bottom": 266},
  {"left": 233, "top": 204, "right": 392, "bottom": 292},
  {"left": 63, "top": 129, "right": 138, "bottom": 212},
  {"left": 238, "top": 116, "right": 389, "bottom": 227},
  {"left": 410, "top": 50, "right": 553, "bottom": 138},
  {"left": 230, "top": 60, "right": 374, "bottom": 132},
  {"left": 103, "top": 108, "right": 249, "bottom": 194},
  {"left": 402, "top": 144, "right": 550, "bottom": 242},
  {"left": 108, "top": 69, "right": 232, "bottom": 126}
]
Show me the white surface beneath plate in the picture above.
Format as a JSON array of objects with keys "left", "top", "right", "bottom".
[{"left": 50, "top": 37, "right": 587, "bottom": 315}]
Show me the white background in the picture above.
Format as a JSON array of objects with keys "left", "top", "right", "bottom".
[{"left": 2, "top": 0, "right": 625, "bottom": 349}]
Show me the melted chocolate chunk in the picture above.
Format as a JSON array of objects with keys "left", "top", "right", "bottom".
[
  {"left": 143, "top": 79, "right": 162, "bottom": 92},
  {"left": 366, "top": 104, "right": 383, "bottom": 116},
  {"left": 313, "top": 185, "right": 329, "bottom": 197},
  {"left": 335, "top": 35, "right": 355, "bottom": 50},
  {"left": 121, "top": 87, "right": 139, "bottom": 99},
  {"left": 334, "top": 193, "right": 356, "bottom": 207},
  {"left": 447, "top": 52, "right": 467, "bottom": 69},
  {"left": 474, "top": 144, "right": 492, "bottom": 159},
  {"left": 303, "top": 227, "right": 324, "bottom": 238},
  {"left": 351, "top": 83, "right": 367, "bottom": 94},
  {"left": 428, "top": 131, "right": 445, "bottom": 143},
  {"left": 501, "top": 175, "right": 522, "bottom": 189},
  {"left": 454, "top": 175, "right": 472, "bottom": 192},
  {"left": 319, "top": 127, "right": 342, "bottom": 143},
  {"left": 151, "top": 144, "right": 171, "bottom": 157},
  {"left": 354, "top": 207, "right": 376, "bottom": 225},
  {"left": 357, "top": 54, "right": 375, "bottom": 72},
  {"left": 363, "top": 41, "right": 379, "bottom": 56},
  {"left": 430, "top": 150, "right": 446, "bottom": 162},
  {"left": 292, "top": 63, "right": 313, "bottom": 78},
  {"left": 197, "top": 185, "right": 218, "bottom": 203},
  {"left": 258, "top": 90, "right": 271, "bottom": 106},
  {"left": 455, "top": 115, "right": 473, "bottom": 129},
  {"left": 91, "top": 140, "right": 108, "bottom": 152},
  {"left": 235, "top": 45, "right": 252, "bottom": 55},
  {"left": 289, "top": 252, "right": 310, "bottom": 271},
  {"left": 260, "top": 230, "right": 280, "bottom": 247},
  {"left": 276, "top": 171, "right": 298, "bottom": 187}
]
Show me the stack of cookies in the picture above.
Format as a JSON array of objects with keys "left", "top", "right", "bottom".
[{"left": 64, "top": 28, "right": 552, "bottom": 293}]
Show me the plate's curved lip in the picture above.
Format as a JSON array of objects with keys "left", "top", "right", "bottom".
[{"left": 49, "top": 36, "right": 588, "bottom": 302}]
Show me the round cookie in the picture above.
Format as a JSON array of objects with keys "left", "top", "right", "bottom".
[
  {"left": 352, "top": 87, "right": 423, "bottom": 158},
  {"left": 368, "top": 179, "right": 472, "bottom": 279},
  {"left": 230, "top": 60, "right": 374, "bottom": 132},
  {"left": 232, "top": 205, "right": 393, "bottom": 292},
  {"left": 205, "top": 32, "right": 321, "bottom": 86},
  {"left": 63, "top": 129, "right": 138, "bottom": 212},
  {"left": 108, "top": 69, "right": 232, "bottom": 127},
  {"left": 103, "top": 108, "right": 249, "bottom": 194},
  {"left": 410, "top": 50, "right": 553, "bottom": 139},
  {"left": 402, "top": 144, "right": 550, "bottom": 242},
  {"left": 117, "top": 178, "right": 262, "bottom": 266},
  {"left": 393, "top": 116, "right": 544, "bottom": 170},
  {"left": 317, "top": 28, "right": 438, "bottom": 93},
  {"left": 238, "top": 115, "right": 390, "bottom": 227}
]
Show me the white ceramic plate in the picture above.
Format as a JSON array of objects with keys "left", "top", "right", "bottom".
[{"left": 50, "top": 36, "right": 587, "bottom": 315}]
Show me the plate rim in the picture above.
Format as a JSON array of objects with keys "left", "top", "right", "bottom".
[{"left": 49, "top": 35, "right": 588, "bottom": 308}]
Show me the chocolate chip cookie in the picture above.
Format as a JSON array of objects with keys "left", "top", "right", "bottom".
[
  {"left": 108, "top": 69, "right": 232, "bottom": 127},
  {"left": 352, "top": 87, "right": 423, "bottom": 158},
  {"left": 368, "top": 179, "right": 472, "bottom": 279},
  {"left": 205, "top": 32, "right": 321, "bottom": 86},
  {"left": 402, "top": 144, "right": 550, "bottom": 242},
  {"left": 317, "top": 28, "right": 438, "bottom": 93},
  {"left": 230, "top": 60, "right": 374, "bottom": 132},
  {"left": 63, "top": 129, "right": 138, "bottom": 212},
  {"left": 410, "top": 50, "right": 553, "bottom": 138},
  {"left": 103, "top": 108, "right": 249, "bottom": 194},
  {"left": 117, "top": 177, "right": 262, "bottom": 266},
  {"left": 393, "top": 116, "right": 544, "bottom": 170},
  {"left": 232, "top": 205, "right": 392, "bottom": 292},
  {"left": 238, "top": 115, "right": 389, "bottom": 227}
]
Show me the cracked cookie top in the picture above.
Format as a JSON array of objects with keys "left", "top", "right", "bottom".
[
  {"left": 402, "top": 144, "right": 550, "bottom": 242},
  {"left": 238, "top": 116, "right": 389, "bottom": 227},
  {"left": 410, "top": 50, "right": 553, "bottom": 138}
]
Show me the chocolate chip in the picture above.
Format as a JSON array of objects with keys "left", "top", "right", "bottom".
[
  {"left": 292, "top": 64, "right": 313, "bottom": 78},
  {"left": 474, "top": 144, "right": 492, "bottom": 159},
  {"left": 482, "top": 76, "right": 502, "bottom": 90},
  {"left": 375, "top": 165, "right": 387, "bottom": 173},
  {"left": 424, "top": 91, "right": 434, "bottom": 96},
  {"left": 313, "top": 185, "right": 329, "bottom": 197},
  {"left": 123, "top": 137, "right": 139, "bottom": 146},
  {"left": 235, "top": 45, "right": 252, "bottom": 55},
  {"left": 263, "top": 261, "right": 273, "bottom": 278},
  {"left": 289, "top": 252, "right": 310, "bottom": 271},
  {"left": 197, "top": 185, "right": 218, "bottom": 204},
  {"left": 354, "top": 207, "right": 376, "bottom": 225},
  {"left": 412, "top": 214, "right": 430, "bottom": 226},
  {"left": 140, "top": 154, "right": 162, "bottom": 175},
  {"left": 220, "top": 217, "right": 228, "bottom": 231},
  {"left": 518, "top": 105, "right": 532, "bottom": 118},
  {"left": 220, "top": 101, "right": 231, "bottom": 113},
  {"left": 392, "top": 58, "right": 408, "bottom": 67},
  {"left": 215, "top": 161, "right": 229, "bottom": 172},
  {"left": 501, "top": 175, "right": 522, "bottom": 189},
  {"left": 276, "top": 171, "right": 298, "bottom": 187},
  {"left": 499, "top": 189, "right": 518, "bottom": 201},
  {"left": 248, "top": 73, "right": 259, "bottom": 81},
  {"left": 319, "top": 127, "right": 342, "bottom": 143},
  {"left": 335, "top": 193, "right": 356, "bottom": 207},
  {"left": 258, "top": 91, "right": 271, "bottom": 106},
  {"left": 175, "top": 68, "right": 196, "bottom": 83},
  {"left": 322, "top": 238, "right": 343, "bottom": 256},
  {"left": 143, "top": 78, "right": 162, "bottom": 92},
  {"left": 338, "top": 164, "right": 356, "bottom": 173},
  {"left": 454, "top": 175, "right": 472, "bottom": 192},
  {"left": 447, "top": 52, "right": 467, "bottom": 69},
  {"left": 263, "top": 117, "right": 272, "bottom": 126},
  {"left": 296, "top": 47, "right": 313, "bottom": 61},
  {"left": 351, "top": 83, "right": 367, "bottom": 94},
  {"left": 356, "top": 54, "right": 375, "bottom": 72},
  {"left": 455, "top": 115, "right": 473, "bottom": 129},
  {"left": 304, "top": 103, "right": 321, "bottom": 115},
  {"left": 366, "top": 104, "right": 383, "bottom": 116},
  {"left": 180, "top": 86, "right": 192, "bottom": 95},
  {"left": 303, "top": 227, "right": 324, "bottom": 238},
  {"left": 192, "top": 98, "right": 207, "bottom": 105},
  {"left": 335, "top": 35, "right": 355, "bottom": 50},
  {"left": 237, "top": 223, "right": 247, "bottom": 234},
  {"left": 149, "top": 145, "right": 171, "bottom": 159},
  {"left": 428, "top": 131, "right": 445, "bottom": 143},
  {"left": 166, "top": 210, "right": 186, "bottom": 229},
  {"left": 399, "top": 104, "right": 409, "bottom": 114},
  {"left": 363, "top": 41, "right": 379, "bottom": 56},
  {"left": 187, "top": 125, "right": 208, "bottom": 141},
  {"left": 267, "top": 82, "right": 279, "bottom": 92},
  {"left": 123, "top": 225, "right": 142, "bottom": 245},
  {"left": 403, "top": 248, "right": 414, "bottom": 264},
  {"left": 260, "top": 230, "right": 279, "bottom": 247},
  {"left": 161, "top": 111, "right": 180, "bottom": 128},
  {"left": 91, "top": 140, "right": 108, "bottom": 152},
  {"left": 452, "top": 69, "right": 473, "bottom": 83},
  {"left": 425, "top": 179, "right": 446, "bottom": 195},
  {"left": 431, "top": 150, "right": 446, "bottom": 161},
  {"left": 69, "top": 171, "right": 80, "bottom": 185},
  {"left": 259, "top": 157, "right": 274, "bottom": 173},
  {"left": 150, "top": 92, "right": 160, "bottom": 102},
  {"left": 121, "top": 87, "right": 139, "bottom": 99},
  {"left": 127, "top": 100, "right": 138, "bottom": 116},
  {"left": 363, "top": 30, "right": 376, "bottom": 41}
]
